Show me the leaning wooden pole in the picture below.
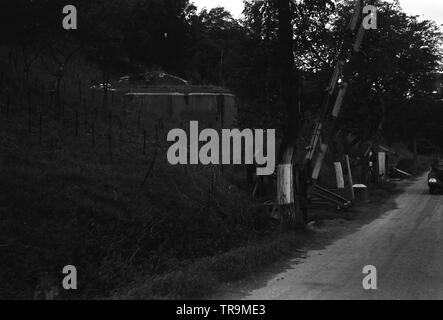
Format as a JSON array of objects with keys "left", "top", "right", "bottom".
[{"left": 306, "top": 0, "right": 375, "bottom": 186}]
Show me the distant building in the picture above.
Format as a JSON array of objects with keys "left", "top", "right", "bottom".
[{"left": 116, "top": 72, "right": 237, "bottom": 128}]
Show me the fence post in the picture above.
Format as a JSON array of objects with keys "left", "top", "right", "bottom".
[
  {"left": 137, "top": 107, "right": 141, "bottom": 132},
  {"left": 78, "top": 79, "right": 82, "bottom": 102},
  {"left": 143, "top": 130, "right": 147, "bottom": 155},
  {"left": 378, "top": 151, "right": 386, "bottom": 184},
  {"left": 277, "top": 164, "right": 294, "bottom": 205},
  {"left": 334, "top": 161, "right": 345, "bottom": 189},
  {"left": 345, "top": 154, "right": 355, "bottom": 200},
  {"left": 108, "top": 133, "right": 113, "bottom": 162},
  {"left": 83, "top": 99, "right": 88, "bottom": 125},
  {"left": 6, "top": 91, "right": 10, "bottom": 118}
]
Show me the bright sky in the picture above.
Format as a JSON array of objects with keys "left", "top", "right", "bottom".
[
  {"left": 192, "top": 0, "right": 245, "bottom": 18},
  {"left": 192, "top": 0, "right": 443, "bottom": 26}
]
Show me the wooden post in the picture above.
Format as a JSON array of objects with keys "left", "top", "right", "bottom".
[
  {"left": 334, "top": 161, "right": 345, "bottom": 189},
  {"left": 378, "top": 151, "right": 386, "bottom": 183},
  {"left": 277, "top": 164, "right": 294, "bottom": 205},
  {"left": 78, "top": 79, "right": 82, "bottom": 102},
  {"left": 306, "top": 122, "right": 322, "bottom": 161},
  {"left": 143, "top": 130, "right": 147, "bottom": 155},
  {"left": 6, "top": 91, "right": 10, "bottom": 118},
  {"left": 83, "top": 99, "right": 88, "bottom": 125},
  {"left": 137, "top": 107, "right": 141, "bottom": 132},
  {"left": 108, "top": 134, "right": 113, "bottom": 162},
  {"left": 327, "top": 61, "right": 344, "bottom": 94},
  {"left": 345, "top": 154, "right": 355, "bottom": 200},
  {"left": 353, "top": 24, "right": 366, "bottom": 52},
  {"left": 108, "top": 108, "right": 112, "bottom": 130},
  {"left": 332, "top": 83, "right": 348, "bottom": 118},
  {"left": 28, "top": 102, "right": 32, "bottom": 133},
  {"left": 312, "top": 144, "right": 328, "bottom": 181}
]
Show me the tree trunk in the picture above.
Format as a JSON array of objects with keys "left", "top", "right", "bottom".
[{"left": 276, "top": 0, "right": 304, "bottom": 228}]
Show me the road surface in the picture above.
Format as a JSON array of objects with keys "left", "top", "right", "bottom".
[{"left": 236, "top": 175, "right": 443, "bottom": 300}]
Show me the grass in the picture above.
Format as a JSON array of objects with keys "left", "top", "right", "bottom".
[
  {"left": 0, "top": 48, "right": 266, "bottom": 299},
  {"left": 118, "top": 179, "right": 401, "bottom": 300},
  {"left": 117, "top": 231, "right": 314, "bottom": 299},
  {"left": 0, "top": 106, "right": 264, "bottom": 299}
]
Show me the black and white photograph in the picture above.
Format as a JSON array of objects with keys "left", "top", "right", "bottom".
[{"left": 0, "top": 0, "right": 443, "bottom": 305}]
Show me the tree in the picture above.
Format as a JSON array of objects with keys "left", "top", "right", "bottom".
[
  {"left": 336, "top": 1, "right": 443, "bottom": 150},
  {"left": 275, "top": 0, "right": 305, "bottom": 228},
  {"left": 185, "top": 7, "right": 246, "bottom": 86}
]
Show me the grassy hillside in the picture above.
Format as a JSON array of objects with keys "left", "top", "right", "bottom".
[{"left": 0, "top": 46, "right": 268, "bottom": 299}]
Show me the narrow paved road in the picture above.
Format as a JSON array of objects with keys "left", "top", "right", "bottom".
[{"left": 242, "top": 175, "right": 443, "bottom": 300}]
